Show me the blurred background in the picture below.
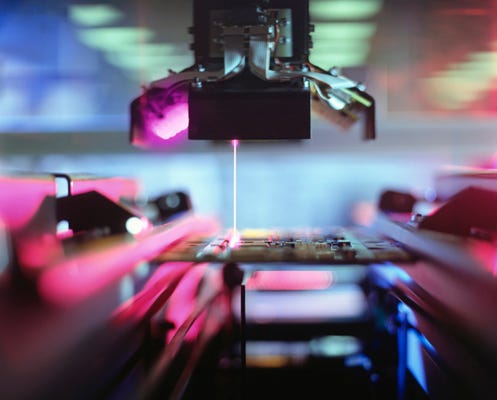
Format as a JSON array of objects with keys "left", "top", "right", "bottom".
[{"left": 1, "top": 0, "right": 496, "bottom": 229}]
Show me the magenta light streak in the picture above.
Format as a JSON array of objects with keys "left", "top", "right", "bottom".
[
  {"left": 112, "top": 261, "right": 198, "bottom": 324},
  {"left": 150, "top": 102, "right": 189, "bottom": 140},
  {"left": 230, "top": 139, "right": 239, "bottom": 248},
  {"left": 0, "top": 177, "right": 56, "bottom": 231},
  {"left": 163, "top": 264, "right": 209, "bottom": 344},
  {"left": 38, "top": 214, "right": 220, "bottom": 305}
]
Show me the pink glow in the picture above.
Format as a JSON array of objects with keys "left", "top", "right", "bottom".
[
  {"left": 38, "top": 214, "right": 220, "bottom": 305},
  {"left": 0, "top": 176, "right": 56, "bottom": 231},
  {"left": 0, "top": 176, "right": 65, "bottom": 273},
  {"left": 482, "top": 153, "right": 497, "bottom": 169},
  {"left": 246, "top": 270, "right": 334, "bottom": 291},
  {"left": 112, "top": 262, "right": 197, "bottom": 323},
  {"left": 351, "top": 201, "right": 377, "bottom": 227},
  {"left": 467, "top": 240, "right": 497, "bottom": 276},
  {"left": 150, "top": 102, "right": 189, "bottom": 140},
  {"left": 228, "top": 229, "right": 241, "bottom": 248},
  {"left": 164, "top": 264, "right": 208, "bottom": 343},
  {"left": 16, "top": 234, "right": 63, "bottom": 274}
]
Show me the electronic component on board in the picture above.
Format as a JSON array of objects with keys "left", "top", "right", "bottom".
[{"left": 155, "top": 227, "right": 411, "bottom": 264}]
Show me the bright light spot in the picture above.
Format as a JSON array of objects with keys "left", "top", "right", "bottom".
[
  {"left": 149, "top": 102, "right": 189, "bottom": 140},
  {"left": 77, "top": 27, "right": 155, "bottom": 51},
  {"left": 69, "top": 4, "right": 124, "bottom": 27},
  {"left": 310, "top": 335, "right": 362, "bottom": 357},
  {"left": 310, "top": 0, "right": 383, "bottom": 20},
  {"left": 125, "top": 217, "right": 147, "bottom": 235},
  {"left": 313, "top": 22, "right": 377, "bottom": 40},
  {"left": 423, "top": 77, "right": 482, "bottom": 109},
  {"left": 422, "top": 49, "right": 497, "bottom": 110},
  {"left": 468, "top": 51, "right": 497, "bottom": 68},
  {"left": 76, "top": 25, "right": 192, "bottom": 82},
  {"left": 56, "top": 220, "right": 71, "bottom": 236},
  {"left": 54, "top": 176, "right": 70, "bottom": 198},
  {"left": 311, "top": 23, "right": 376, "bottom": 67},
  {"left": 229, "top": 229, "right": 241, "bottom": 248},
  {"left": 232, "top": 139, "right": 239, "bottom": 245}
]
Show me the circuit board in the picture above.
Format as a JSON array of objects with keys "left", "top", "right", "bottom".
[{"left": 155, "top": 227, "right": 413, "bottom": 264}]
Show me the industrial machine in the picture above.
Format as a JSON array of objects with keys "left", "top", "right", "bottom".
[
  {"left": 130, "top": 0, "right": 375, "bottom": 145},
  {"left": 2, "top": 1, "right": 497, "bottom": 400}
]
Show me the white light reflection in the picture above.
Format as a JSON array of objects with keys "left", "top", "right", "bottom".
[
  {"left": 310, "top": 335, "right": 362, "bottom": 358},
  {"left": 125, "top": 216, "right": 147, "bottom": 235},
  {"left": 230, "top": 139, "right": 240, "bottom": 247}
]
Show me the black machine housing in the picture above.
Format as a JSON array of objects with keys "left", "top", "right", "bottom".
[{"left": 189, "top": 0, "right": 312, "bottom": 140}]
